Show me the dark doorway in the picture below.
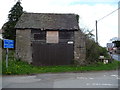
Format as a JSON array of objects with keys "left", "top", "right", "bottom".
[{"left": 32, "top": 41, "right": 74, "bottom": 66}]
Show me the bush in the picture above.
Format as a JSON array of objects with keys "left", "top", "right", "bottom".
[
  {"left": 81, "top": 28, "right": 109, "bottom": 64},
  {"left": 86, "top": 38, "right": 109, "bottom": 64},
  {"left": 112, "top": 41, "right": 120, "bottom": 48}
]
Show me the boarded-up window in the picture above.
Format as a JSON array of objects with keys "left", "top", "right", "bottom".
[
  {"left": 46, "top": 31, "right": 59, "bottom": 43},
  {"left": 59, "top": 31, "right": 73, "bottom": 39},
  {"left": 34, "top": 31, "right": 46, "bottom": 40}
]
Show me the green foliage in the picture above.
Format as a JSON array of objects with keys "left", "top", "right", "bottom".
[
  {"left": 86, "top": 39, "right": 97, "bottom": 63},
  {"left": 2, "top": 58, "right": 120, "bottom": 75},
  {"left": 2, "top": 50, "right": 120, "bottom": 75},
  {"left": 84, "top": 29, "right": 95, "bottom": 39},
  {"left": 0, "top": 39, "right": 2, "bottom": 48},
  {"left": 8, "top": 1, "right": 23, "bottom": 22},
  {"left": 2, "top": 1, "right": 23, "bottom": 40},
  {"left": 81, "top": 28, "right": 109, "bottom": 64},
  {"left": 76, "top": 14, "right": 79, "bottom": 23},
  {"left": 86, "top": 38, "right": 109, "bottom": 64},
  {"left": 112, "top": 40, "right": 120, "bottom": 47}
]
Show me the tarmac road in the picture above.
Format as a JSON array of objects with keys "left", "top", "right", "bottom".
[{"left": 2, "top": 70, "right": 119, "bottom": 88}]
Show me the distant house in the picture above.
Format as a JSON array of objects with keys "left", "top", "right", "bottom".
[
  {"left": 106, "top": 43, "right": 115, "bottom": 52},
  {"left": 15, "top": 13, "right": 86, "bottom": 66}
]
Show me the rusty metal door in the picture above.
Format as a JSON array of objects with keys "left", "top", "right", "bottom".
[{"left": 32, "top": 41, "right": 73, "bottom": 66}]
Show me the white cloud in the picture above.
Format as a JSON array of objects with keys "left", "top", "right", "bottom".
[{"left": 0, "top": 0, "right": 119, "bottom": 47}]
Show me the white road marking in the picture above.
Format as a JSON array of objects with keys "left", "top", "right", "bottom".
[
  {"left": 76, "top": 77, "right": 87, "bottom": 79},
  {"left": 86, "top": 83, "right": 118, "bottom": 86},
  {"left": 6, "top": 76, "right": 41, "bottom": 83},
  {"left": 76, "top": 77, "right": 94, "bottom": 80},
  {"left": 89, "top": 78, "right": 94, "bottom": 79},
  {"left": 92, "top": 83, "right": 112, "bottom": 86},
  {"left": 89, "top": 83, "right": 113, "bottom": 86},
  {"left": 110, "top": 75, "right": 118, "bottom": 79},
  {"left": 111, "top": 75, "right": 118, "bottom": 77}
]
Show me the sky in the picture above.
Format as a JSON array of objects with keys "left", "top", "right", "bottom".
[{"left": 0, "top": 0, "right": 119, "bottom": 47}]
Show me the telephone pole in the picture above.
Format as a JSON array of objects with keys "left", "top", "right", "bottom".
[{"left": 95, "top": 6, "right": 120, "bottom": 43}]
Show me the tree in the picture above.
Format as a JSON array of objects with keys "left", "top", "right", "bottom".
[
  {"left": 81, "top": 28, "right": 109, "bottom": 64},
  {"left": 76, "top": 14, "right": 79, "bottom": 23},
  {"left": 112, "top": 41, "right": 120, "bottom": 48},
  {"left": 2, "top": 1, "right": 23, "bottom": 40}
]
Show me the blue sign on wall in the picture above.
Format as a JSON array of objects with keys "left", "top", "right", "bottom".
[{"left": 4, "top": 39, "right": 14, "bottom": 48}]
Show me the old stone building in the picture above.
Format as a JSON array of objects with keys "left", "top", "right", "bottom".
[{"left": 15, "top": 13, "right": 86, "bottom": 66}]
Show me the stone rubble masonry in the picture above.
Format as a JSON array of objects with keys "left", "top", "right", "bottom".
[
  {"left": 74, "top": 30, "right": 86, "bottom": 65},
  {"left": 16, "top": 29, "right": 32, "bottom": 63},
  {"left": 16, "top": 29, "right": 86, "bottom": 65}
]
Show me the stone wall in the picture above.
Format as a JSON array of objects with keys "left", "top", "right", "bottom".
[
  {"left": 15, "top": 29, "right": 86, "bottom": 65},
  {"left": 16, "top": 29, "right": 32, "bottom": 63},
  {"left": 74, "top": 30, "right": 86, "bottom": 65}
]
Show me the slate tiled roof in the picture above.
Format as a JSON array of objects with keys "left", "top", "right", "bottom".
[{"left": 15, "top": 13, "right": 79, "bottom": 30}]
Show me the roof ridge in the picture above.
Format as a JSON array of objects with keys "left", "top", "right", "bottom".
[{"left": 23, "top": 12, "right": 77, "bottom": 15}]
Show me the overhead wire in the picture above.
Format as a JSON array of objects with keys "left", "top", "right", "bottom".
[
  {"left": 95, "top": 6, "right": 120, "bottom": 43},
  {"left": 97, "top": 7, "right": 120, "bottom": 22}
]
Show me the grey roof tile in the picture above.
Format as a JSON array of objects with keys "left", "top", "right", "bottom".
[{"left": 15, "top": 13, "right": 79, "bottom": 30}]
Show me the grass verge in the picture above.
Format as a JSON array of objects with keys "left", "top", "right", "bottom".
[
  {"left": 2, "top": 50, "right": 120, "bottom": 75},
  {"left": 2, "top": 58, "right": 120, "bottom": 75}
]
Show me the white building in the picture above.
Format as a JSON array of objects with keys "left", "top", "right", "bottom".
[
  {"left": 118, "top": 1, "right": 120, "bottom": 39},
  {"left": 107, "top": 43, "right": 115, "bottom": 48},
  {"left": 106, "top": 43, "right": 115, "bottom": 51}
]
